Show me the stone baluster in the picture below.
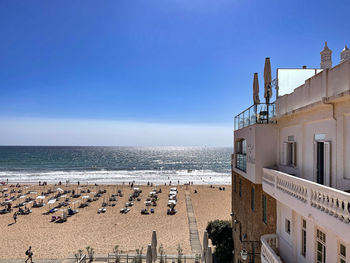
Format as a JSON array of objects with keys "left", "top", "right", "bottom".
[
  {"left": 336, "top": 199, "right": 345, "bottom": 221},
  {"left": 316, "top": 191, "right": 321, "bottom": 209},
  {"left": 324, "top": 194, "right": 330, "bottom": 213},
  {"left": 329, "top": 196, "right": 337, "bottom": 217},
  {"left": 340, "top": 199, "right": 349, "bottom": 223}
]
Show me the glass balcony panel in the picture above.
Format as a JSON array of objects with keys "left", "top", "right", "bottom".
[
  {"left": 234, "top": 103, "right": 276, "bottom": 130},
  {"left": 235, "top": 153, "right": 247, "bottom": 172}
]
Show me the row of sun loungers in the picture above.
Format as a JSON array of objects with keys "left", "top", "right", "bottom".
[{"left": 167, "top": 187, "right": 177, "bottom": 215}]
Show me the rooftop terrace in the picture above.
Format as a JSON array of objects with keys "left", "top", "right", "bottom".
[{"left": 234, "top": 103, "right": 276, "bottom": 131}]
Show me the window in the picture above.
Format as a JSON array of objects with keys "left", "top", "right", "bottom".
[
  {"left": 234, "top": 174, "right": 237, "bottom": 193},
  {"left": 285, "top": 219, "right": 291, "bottom": 234},
  {"left": 236, "top": 139, "right": 247, "bottom": 172},
  {"left": 316, "top": 229, "right": 326, "bottom": 263},
  {"left": 301, "top": 219, "right": 306, "bottom": 257},
  {"left": 339, "top": 243, "right": 346, "bottom": 263},
  {"left": 262, "top": 195, "right": 267, "bottom": 224},
  {"left": 281, "top": 141, "right": 297, "bottom": 166},
  {"left": 239, "top": 179, "right": 242, "bottom": 198},
  {"left": 251, "top": 187, "right": 255, "bottom": 211}
]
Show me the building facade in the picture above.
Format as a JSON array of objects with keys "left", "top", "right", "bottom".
[{"left": 232, "top": 43, "right": 350, "bottom": 263}]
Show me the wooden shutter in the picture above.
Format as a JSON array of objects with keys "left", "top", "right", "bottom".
[
  {"left": 281, "top": 142, "right": 288, "bottom": 165},
  {"left": 292, "top": 142, "right": 297, "bottom": 167},
  {"left": 323, "top": 142, "right": 331, "bottom": 186}
]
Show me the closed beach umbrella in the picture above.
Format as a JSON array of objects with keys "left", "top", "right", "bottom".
[
  {"left": 253, "top": 73, "right": 260, "bottom": 105},
  {"left": 202, "top": 231, "right": 208, "bottom": 263},
  {"left": 151, "top": 230, "right": 157, "bottom": 263},
  {"left": 146, "top": 244, "right": 152, "bottom": 263},
  {"left": 264, "top": 57, "right": 272, "bottom": 104},
  {"left": 206, "top": 246, "right": 212, "bottom": 263}
]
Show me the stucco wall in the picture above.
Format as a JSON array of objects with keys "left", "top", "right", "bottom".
[
  {"left": 276, "top": 98, "right": 350, "bottom": 191},
  {"left": 233, "top": 124, "right": 278, "bottom": 184},
  {"left": 276, "top": 201, "right": 350, "bottom": 263},
  {"left": 276, "top": 60, "right": 350, "bottom": 117}
]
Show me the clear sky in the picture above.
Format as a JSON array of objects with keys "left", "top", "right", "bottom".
[{"left": 1, "top": 0, "right": 349, "bottom": 146}]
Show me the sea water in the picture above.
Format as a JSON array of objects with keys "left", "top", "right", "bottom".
[{"left": 0, "top": 146, "right": 232, "bottom": 184}]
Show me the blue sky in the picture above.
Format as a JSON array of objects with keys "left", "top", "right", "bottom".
[{"left": 1, "top": 0, "right": 349, "bottom": 146}]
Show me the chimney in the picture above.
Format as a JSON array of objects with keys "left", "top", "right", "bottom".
[
  {"left": 320, "top": 41, "right": 332, "bottom": 69},
  {"left": 341, "top": 45, "right": 350, "bottom": 63}
]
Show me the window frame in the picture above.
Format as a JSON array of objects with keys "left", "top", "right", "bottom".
[
  {"left": 316, "top": 229, "right": 326, "bottom": 263},
  {"left": 251, "top": 187, "right": 255, "bottom": 211},
  {"left": 239, "top": 178, "right": 242, "bottom": 198},
  {"left": 338, "top": 242, "right": 346, "bottom": 263},
  {"left": 262, "top": 195, "right": 267, "bottom": 224},
  {"left": 285, "top": 219, "right": 291, "bottom": 234},
  {"left": 301, "top": 219, "right": 306, "bottom": 257}
]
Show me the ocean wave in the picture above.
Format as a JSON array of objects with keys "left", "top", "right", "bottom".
[{"left": 0, "top": 169, "right": 231, "bottom": 185}]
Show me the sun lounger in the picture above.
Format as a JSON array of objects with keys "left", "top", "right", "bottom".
[
  {"left": 167, "top": 208, "right": 177, "bottom": 215},
  {"left": 43, "top": 208, "right": 57, "bottom": 215},
  {"left": 120, "top": 207, "right": 130, "bottom": 214},
  {"left": 68, "top": 208, "right": 78, "bottom": 216},
  {"left": 0, "top": 209, "right": 10, "bottom": 214},
  {"left": 55, "top": 213, "right": 67, "bottom": 223},
  {"left": 97, "top": 207, "right": 106, "bottom": 214},
  {"left": 141, "top": 208, "right": 149, "bottom": 215}
]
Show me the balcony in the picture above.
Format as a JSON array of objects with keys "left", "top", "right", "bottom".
[
  {"left": 261, "top": 234, "right": 283, "bottom": 263},
  {"left": 234, "top": 103, "right": 276, "bottom": 131},
  {"left": 262, "top": 168, "right": 350, "bottom": 241},
  {"left": 235, "top": 153, "right": 247, "bottom": 172}
]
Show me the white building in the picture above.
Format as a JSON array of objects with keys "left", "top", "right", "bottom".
[{"left": 233, "top": 42, "right": 350, "bottom": 263}]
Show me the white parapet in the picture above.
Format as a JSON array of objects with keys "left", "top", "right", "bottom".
[
  {"left": 261, "top": 234, "right": 283, "bottom": 263},
  {"left": 262, "top": 168, "right": 350, "bottom": 242}
]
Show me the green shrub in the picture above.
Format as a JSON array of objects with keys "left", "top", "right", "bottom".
[{"left": 206, "top": 220, "right": 233, "bottom": 263}]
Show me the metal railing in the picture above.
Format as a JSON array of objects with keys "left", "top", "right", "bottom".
[
  {"left": 106, "top": 253, "right": 201, "bottom": 263},
  {"left": 235, "top": 154, "right": 247, "bottom": 172},
  {"left": 234, "top": 103, "right": 276, "bottom": 130}
]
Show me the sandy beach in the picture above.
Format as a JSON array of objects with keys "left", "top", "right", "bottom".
[{"left": 0, "top": 183, "right": 231, "bottom": 259}]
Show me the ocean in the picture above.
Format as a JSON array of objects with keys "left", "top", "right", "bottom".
[{"left": 0, "top": 146, "right": 232, "bottom": 184}]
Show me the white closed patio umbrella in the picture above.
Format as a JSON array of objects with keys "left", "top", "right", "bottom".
[
  {"left": 202, "top": 231, "right": 208, "bottom": 263},
  {"left": 151, "top": 230, "right": 157, "bottom": 263},
  {"left": 146, "top": 244, "right": 152, "bottom": 263}
]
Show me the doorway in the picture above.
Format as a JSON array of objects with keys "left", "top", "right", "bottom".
[{"left": 316, "top": 142, "right": 324, "bottom": 185}]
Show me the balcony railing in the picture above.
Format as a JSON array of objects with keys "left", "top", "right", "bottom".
[
  {"left": 235, "top": 153, "right": 246, "bottom": 172},
  {"left": 262, "top": 168, "right": 350, "bottom": 225},
  {"left": 261, "top": 234, "right": 283, "bottom": 263},
  {"left": 234, "top": 103, "right": 276, "bottom": 130}
]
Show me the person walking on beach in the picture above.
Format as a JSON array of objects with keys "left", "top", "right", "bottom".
[
  {"left": 13, "top": 212, "right": 17, "bottom": 223},
  {"left": 25, "top": 246, "right": 33, "bottom": 263}
]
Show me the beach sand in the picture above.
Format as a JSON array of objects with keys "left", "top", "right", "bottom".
[{"left": 0, "top": 184, "right": 231, "bottom": 259}]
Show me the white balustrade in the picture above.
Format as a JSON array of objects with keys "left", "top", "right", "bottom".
[
  {"left": 263, "top": 168, "right": 350, "bottom": 224},
  {"left": 261, "top": 234, "right": 283, "bottom": 263}
]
